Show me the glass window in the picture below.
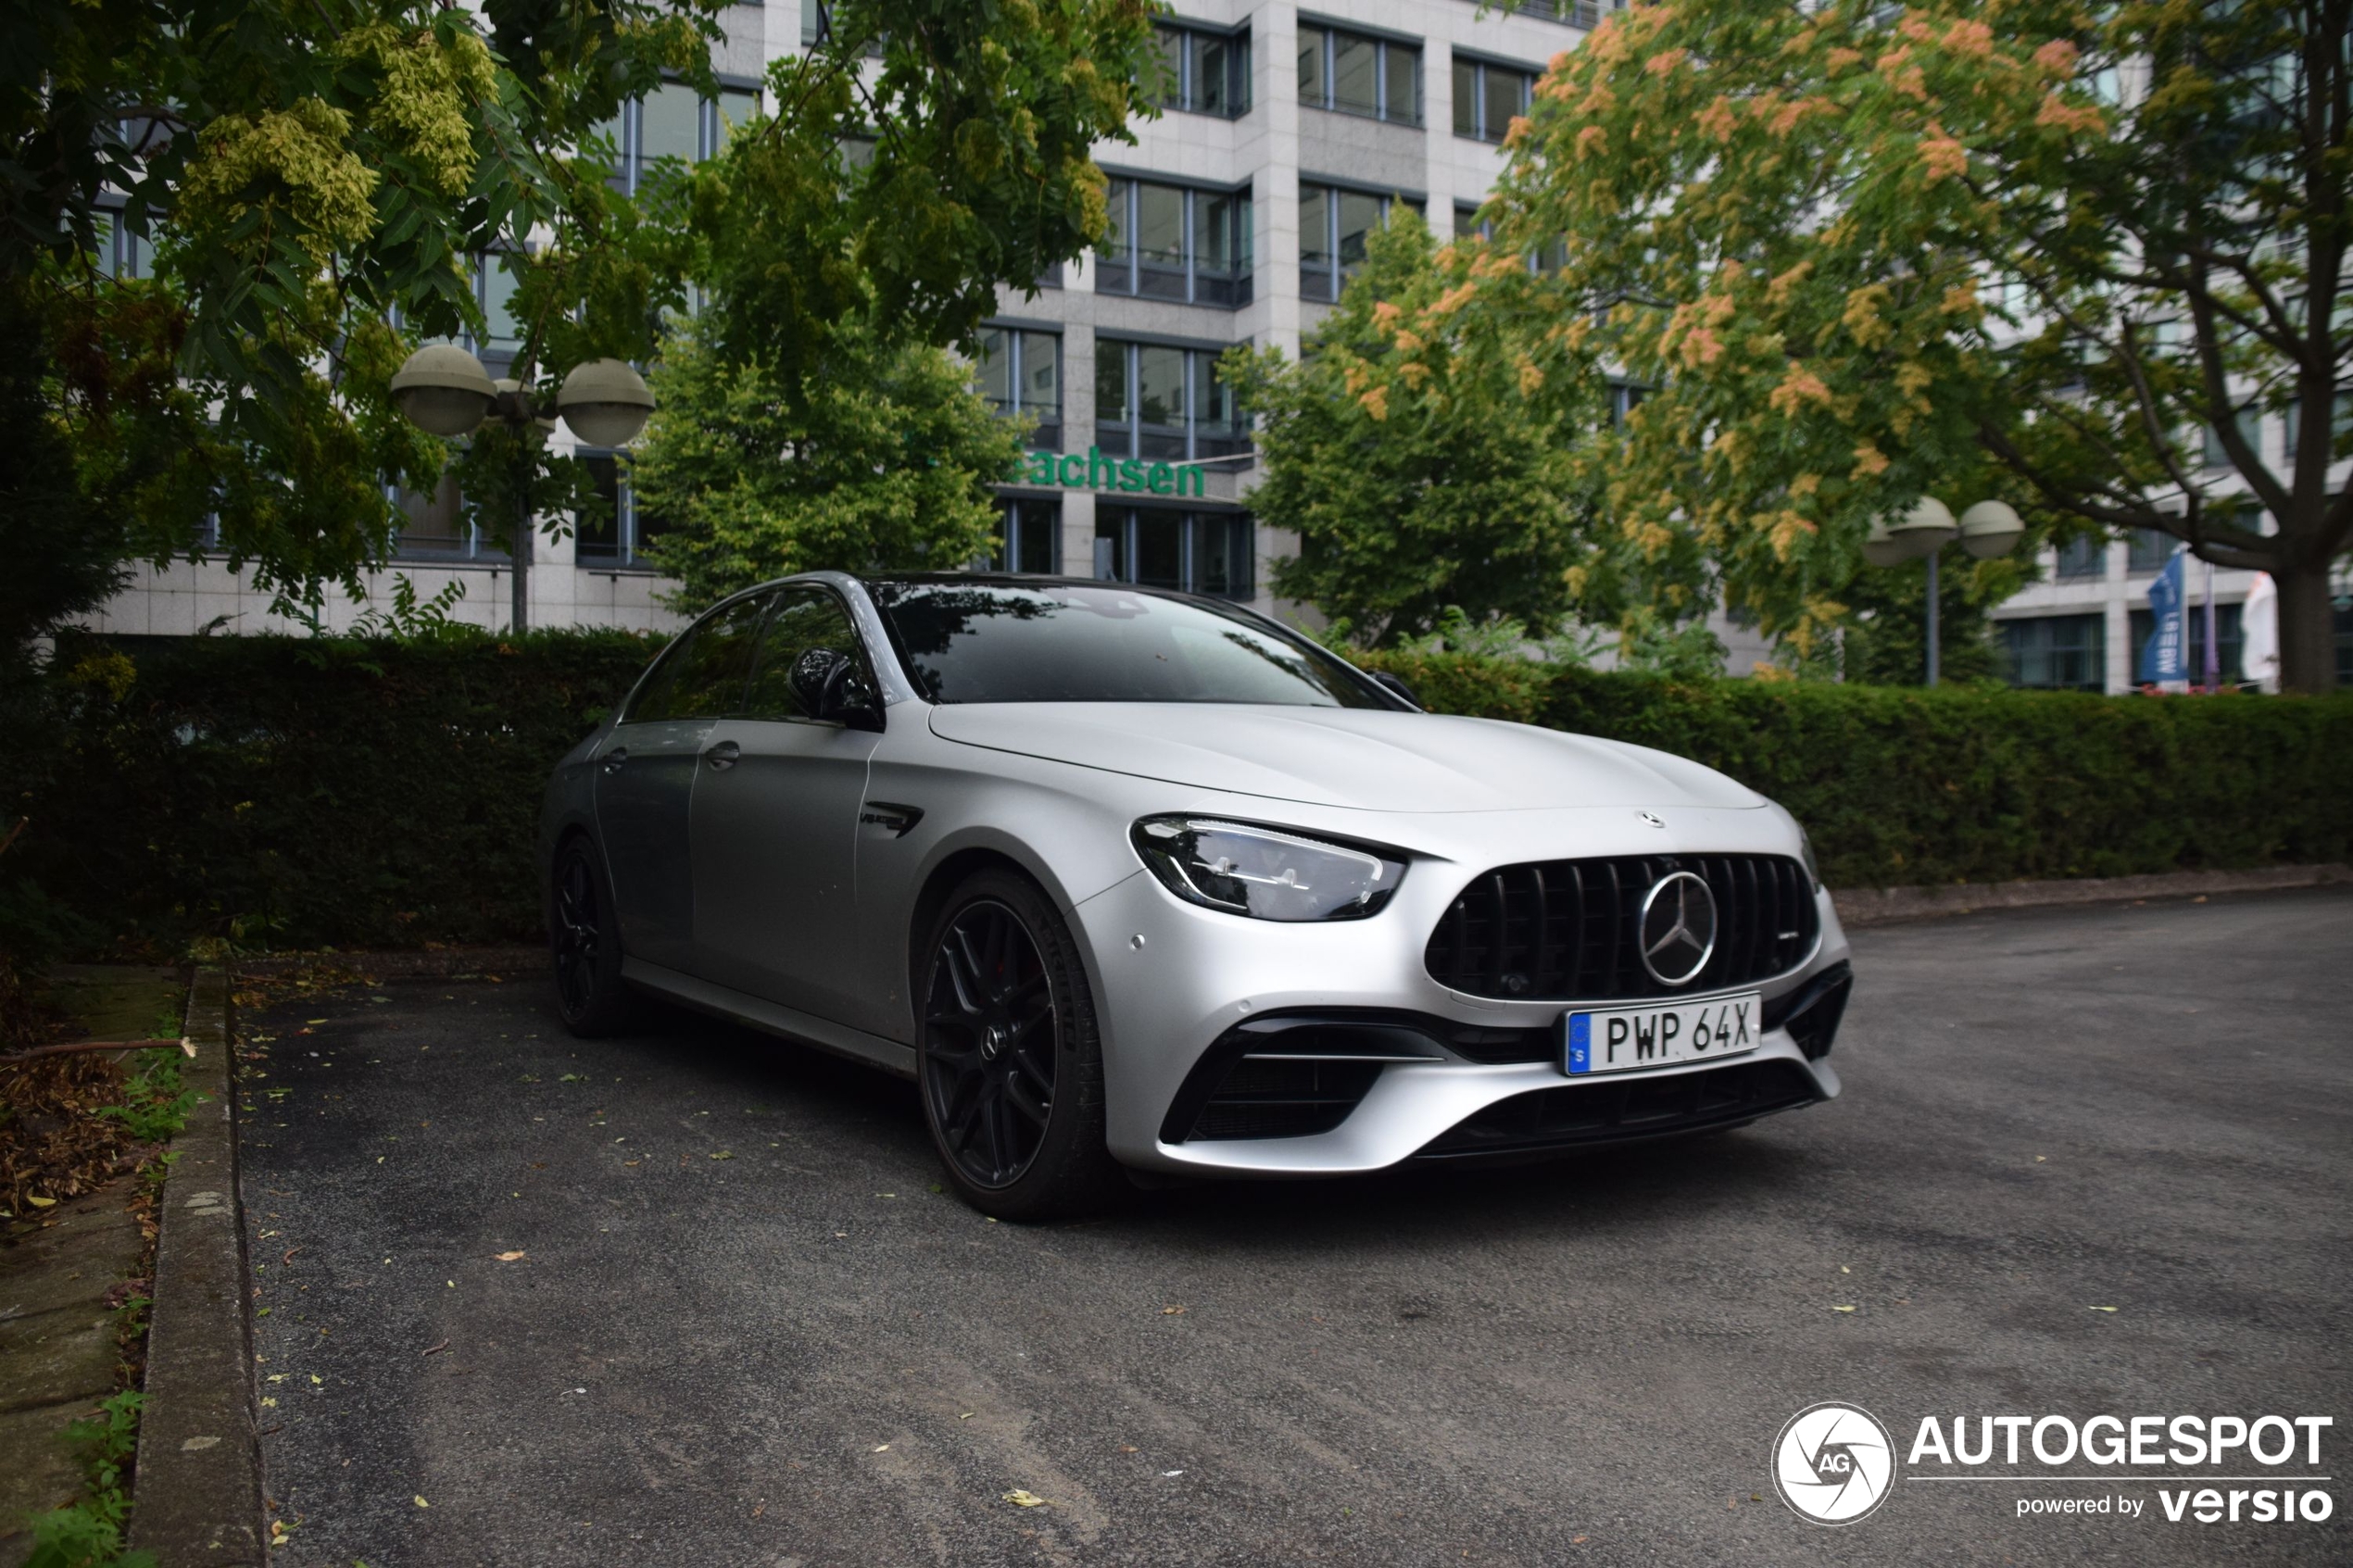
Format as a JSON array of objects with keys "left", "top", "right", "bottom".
[
  {"left": 2053, "top": 533, "right": 2107, "bottom": 579},
  {"left": 2201, "top": 406, "right": 2263, "bottom": 468},
  {"left": 992, "top": 499, "right": 1062, "bottom": 574},
  {"left": 1298, "top": 25, "right": 1421, "bottom": 126},
  {"left": 640, "top": 82, "right": 702, "bottom": 169},
  {"left": 974, "top": 328, "right": 1061, "bottom": 449},
  {"left": 1300, "top": 187, "right": 1332, "bottom": 270},
  {"left": 1485, "top": 65, "right": 1527, "bottom": 142},
  {"left": 1452, "top": 59, "right": 1478, "bottom": 138},
  {"left": 2283, "top": 388, "right": 2351, "bottom": 458},
  {"left": 743, "top": 587, "right": 865, "bottom": 721},
  {"left": 1096, "top": 179, "right": 1252, "bottom": 307},
  {"left": 1136, "top": 182, "right": 1185, "bottom": 269},
  {"left": 1134, "top": 507, "right": 1186, "bottom": 589},
  {"left": 575, "top": 451, "right": 661, "bottom": 567},
  {"left": 1136, "top": 345, "right": 1186, "bottom": 430},
  {"left": 2127, "top": 528, "right": 2175, "bottom": 572},
  {"left": 2131, "top": 603, "right": 2244, "bottom": 686},
  {"left": 1331, "top": 32, "right": 1378, "bottom": 116},
  {"left": 1299, "top": 182, "right": 1416, "bottom": 303},
  {"left": 394, "top": 473, "right": 473, "bottom": 558},
  {"left": 2002, "top": 614, "right": 2106, "bottom": 691},
  {"left": 1097, "top": 340, "right": 1249, "bottom": 462},
  {"left": 1095, "top": 338, "right": 1129, "bottom": 428},
  {"left": 481, "top": 257, "right": 524, "bottom": 358},
  {"left": 627, "top": 592, "right": 771, "bottom": 722},
  {"left": 1088, "top": 509, "right": 1254, "bottom": 597},
  {"left": 867, "top": 579, "right": 1378, "bottom": 706}
]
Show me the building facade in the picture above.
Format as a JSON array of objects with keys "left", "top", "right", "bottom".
[{"left": 78, "top": 0, "right": 1649, "bottom": 642}]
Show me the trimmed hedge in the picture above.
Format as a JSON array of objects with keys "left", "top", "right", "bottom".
[
  {"left": 1361, "top": 651, "right": 2353, "bottom": 890},
  {"left": 9, "top": 632, "right": 2349, "bottom": 953}
]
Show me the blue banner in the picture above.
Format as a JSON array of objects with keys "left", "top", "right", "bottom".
[{"left": 2139, "top": 548, "right": 2187, "bottom": 684}]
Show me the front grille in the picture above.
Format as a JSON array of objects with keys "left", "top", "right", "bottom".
[
  {"left": 1414, "top": 1060, "right": 1821, "bottom": 1160},
  {"left": 1425, "top": 854, "right": 1817, "bottom": 1001}
]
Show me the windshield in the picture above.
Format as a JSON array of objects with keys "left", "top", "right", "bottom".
[{"left": 867, "top": 581, "right": 1395, "bottom": 708}]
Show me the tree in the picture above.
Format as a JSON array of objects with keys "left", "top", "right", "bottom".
[
  {"left": 1, "top": 0, "right": 1157, "bottom": 634},
  {"left": 1405, "top": 0, "right": 2349, "bottom": 690},
  {"left": 1221, "top": 212, "right": 1600, "bottom": 646},
  {"left": 627, "top": 318, "right": 1023, "bottom": 609}
]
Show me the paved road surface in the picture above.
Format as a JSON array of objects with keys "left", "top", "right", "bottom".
[{"left": 241, "top": 889, "right": 2353, "bottom": 1565}]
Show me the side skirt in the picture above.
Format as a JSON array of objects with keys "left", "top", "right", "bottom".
[{"left": 621, "top": 957, "right": 919, "bottom": 1080}]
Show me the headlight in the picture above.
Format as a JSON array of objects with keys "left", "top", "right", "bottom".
[
  {"left": 1131, "top": 817, "right": 1404, "bottom": 922},
  {"left": 1796, "top": 824, "right": 1821, "bottom": 891}
]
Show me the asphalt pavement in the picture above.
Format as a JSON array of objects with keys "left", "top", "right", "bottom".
[{"left": 240, "top": 888, "right": 2353, "bottom": 1566}]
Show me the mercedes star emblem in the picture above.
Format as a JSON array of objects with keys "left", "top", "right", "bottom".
[
  {"left": 1638, "top": 810, "right": 1667, "bottom": 829},
  {"left": 1638, "top": 871, "right": 1718, "bottom": 986}
]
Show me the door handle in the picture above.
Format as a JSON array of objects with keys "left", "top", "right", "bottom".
[
  {"left": 702, "top": 740, "right": 741, "bottom": 771},
  {"left": 600, "top": 746, "right": 628, "bottom": 774}
]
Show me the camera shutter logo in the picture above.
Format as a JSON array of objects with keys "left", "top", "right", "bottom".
[{"left": 1772, "top": 1402, "right": 1896, "bottom": 1525}]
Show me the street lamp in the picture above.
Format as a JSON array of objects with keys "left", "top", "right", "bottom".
[
  {"left": 1861, "top": 496, "right": 2023, "bottom": 685},
  {"left": 389, "top": 346, "right": 655, "bottom": 632}
]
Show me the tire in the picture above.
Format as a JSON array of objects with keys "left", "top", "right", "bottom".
[
  {"left": 549, "top": 836, "right": 639, "bottom": 1037},
  {"left": 915, "top": 869, "right": 1126, "bottom": 1220}
]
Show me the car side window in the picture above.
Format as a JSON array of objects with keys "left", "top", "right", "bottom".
[
  {"left": 743, "top": 587, "right": 869, "bottom": 721},
  {"left": 624, "top": 592, "right": 772, "bottom": 723}
]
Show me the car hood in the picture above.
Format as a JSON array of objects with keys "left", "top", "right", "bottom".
[{"left": 925, "top": 703, "right": 1765, "bottom": 814}]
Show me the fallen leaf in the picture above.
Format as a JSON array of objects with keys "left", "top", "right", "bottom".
[
  {"left": 1162, "top": 1469, "right": 1185, "bottom": 1477},
  {"left": 306, "top": 1018, "right": 328, "bottom": 1025},
  {"left": 1002, "top": 1489, "right": 1050, "bottom": 1509},
  {"left": 495, "top": 1250, "right": 526, "bottom": 1261},
  {"left": 260, "top": 1397, "right": 278, "bottom": 1408},
  {"left": 1839, "top": 1265, "right": 1849, "bottom": 1273},
  {"left": 2088, "top": 1305, "right": 2119, "bottom": 1312},
  {"left": 26, "top": 1195, "right": 55, "bottom": 1209},
  {"left": 1118, "top": 1444, "right": 1138, "bottom": 1452},
  {"left": 1161, "top": 1305, "right": 1188, "bottom": 1315},
  {"left": 873, "top": 1444, "right": 890, "bottom": 1453},
  {"left": 1573, "top": 1537, "right": 1588, "bottom": 1546},
  {"left": 961, "top": 1412, "right": 975, "bottom": 1421},
  {"left": 623, "top": 1160, "right": 641, "bottom": 1168},
  {"left": 1831, "top": 1305, "right": 1856, "bottom": 1313},
  {"left": 711, "top": 1150, "right": 734, "bottom": 1160},
  {"left": 414, "top": 1496, "right": 429, "bottom": 1508}
]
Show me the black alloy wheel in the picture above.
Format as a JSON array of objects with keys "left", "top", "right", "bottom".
[
  {"left": 916, "top": 871, "right": 1126, "bottom": 1218},
  {"left": 550, "top": 838, "right": 635, "bottom": 1036},
  {"left": 923, "top": 898, "right": 1058, "bottom": 1187}
]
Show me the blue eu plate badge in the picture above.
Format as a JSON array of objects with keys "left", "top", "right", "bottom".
[{"left": 1567, "top": 1012, "right": 1593, "bottom": 1073}]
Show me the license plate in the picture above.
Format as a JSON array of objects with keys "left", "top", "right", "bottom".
[{"left": 1563, "top": 993, "right": 1761, "bottom": 1076}]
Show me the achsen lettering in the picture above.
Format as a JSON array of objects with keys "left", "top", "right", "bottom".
[{"left": 1006, "top": 445, "right": 1206, "bottom": 497}]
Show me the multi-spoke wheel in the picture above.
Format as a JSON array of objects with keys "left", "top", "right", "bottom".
[
  {"left": 550, "top": 837, "right": 636, "bottom": 1036},
  {"left": 916, "top": 870, "right": 1125, "bottom": 1219}
]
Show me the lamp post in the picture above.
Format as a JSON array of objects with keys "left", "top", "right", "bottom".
[
  {"left": 389, "top": 347, "right": 655, "bottom": 633},
  {"left": 1862, "top": 496, "right": 2024, "bottom": 686}
]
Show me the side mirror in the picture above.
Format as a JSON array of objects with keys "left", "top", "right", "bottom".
[
  {"left": 1368, "top": 670, "right": 1420, "bottom": 710},
  {"left": 790, "top": 647, "right": 885, "bottom": 732}
]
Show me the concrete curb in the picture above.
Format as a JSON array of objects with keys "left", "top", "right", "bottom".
[
  {"left": 128, "top": 968, "right": 263, "bottom": 1567},
  {"left": 1832, "top": 862, "right": 2352, "bottom": 927}
]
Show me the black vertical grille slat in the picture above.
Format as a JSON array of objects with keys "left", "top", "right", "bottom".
[
  {"left": 1425, "top": 854, "right": 1818, "bottom": 1002},
  {"left": 1561, "top": 863, "right": 1585, "bottom": 999},
  {"left": 1529, "top": 866, "right": 1553, "bottom": 996}
]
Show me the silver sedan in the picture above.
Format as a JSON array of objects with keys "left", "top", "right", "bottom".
[{"left": 539, "top": 573, "right": 1855, "bottom": 1216}]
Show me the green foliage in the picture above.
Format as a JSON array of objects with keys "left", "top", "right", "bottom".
[
  {"left": 1393, "top": 0, "right": 2351, "bottom": 687},
  {"left": 21, "top": 1390, "right": 155, "bottom": 1568},
  {"left": 1832, "top": 545, "right": 2014, "bottom": 686},
  {"left": 1357, "top": 650, "right": 2353, "bottom": 888},
  {"left": 0, "top": 280, "right": 127, "bottom": 660},
  {"left": 4, "top": 0, "right": 1159, "bottom": 629},
  {"left": 1221, "top": 213, "right": 1601, "bottom": 646},
  {"left": 11, "top": 636, "right": 2349, "bottom": 959},
  {"left": 94, "top": 1047, "right": 195, "bottom": 1146},
  {"left": 695, "top": 0, "right": 1161, "bottom": 392},
  {"left": 628, "top": 319, "right": 1022, "bottom": 613},
  {"left": 14, "top": 630, "right": 662, "bottom": 950}
]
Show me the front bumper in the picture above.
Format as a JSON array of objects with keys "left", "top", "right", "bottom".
[{"left": 1068, "top": 805, "right": 1852, "bottom": 1177}]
